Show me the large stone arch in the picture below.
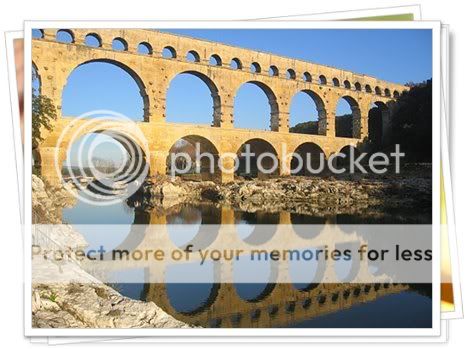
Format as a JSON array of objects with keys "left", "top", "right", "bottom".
[
  {"left": 233, "top": 81, "right": 279, "bottom": 132},
  {"left": 166, "top": 134, "right": 221, "bottom": 181},
  {"left": 235, "top": 138, "right": 279, "bottom": 179},
  {"left": 369, "top": 99, "right": 393, "bottom": 147},
  {"left": 32, "top": 29, "right": 411, "bottom": 188},
  {"left": 165, "top": 70, "right": 221, "bottom": 127},
  {"left": 34, "top": 29, "right": 408, "bottom": 129},
  {"left": 60, "top": 128, "right": 150, "bottom": 180},
  {"left": 335, "top": 145, "right": 365, "bottom": 172},
  {"left": 289, "top": 89, "right": 327, "bottom": 136},
  {"left": 62, "top": 58, "right": 150, "bottom": 121},
  {"left": 335, "top": 95, "right": 361, "bottom": 139},
  {"left": 290, "top": 142, "right": 326, "bottom": 176}
]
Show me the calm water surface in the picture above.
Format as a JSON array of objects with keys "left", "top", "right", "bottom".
[{"left": 62, "top": 194, "right": 432, "bottom": 328}]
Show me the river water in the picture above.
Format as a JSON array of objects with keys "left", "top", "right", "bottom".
[{"left": 62, "top": 194, "right": 432, "bottom": 328}]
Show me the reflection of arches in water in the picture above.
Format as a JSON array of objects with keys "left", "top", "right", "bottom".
[
  {"left": 167, "top": 204, "right": 221, "bottom": 250},
  {"left": 99, "top": 210, "right": 150, "bottom": 260},
  {"left": 335, "top": 214, "right": 360, "bottom": 233},
  {"left": 234, "top": 256, "right": 278, "bottom": 302},
  {"left": 108, "top": 268, "right": 148, "bottom": 300},
  {"left": 338, "top": 210, "right": 429, "bottom": 225},
  {"left": 289, "top": 247, "right": 327, "bottom": 291},
  {"left": 336, "top": 213, "right": 418, "bottom": 225},
  {"left": 235, "top": 139, "right": 279, "bottom": 178},
  {"left": 143, "top": 280, "right": 409, "bottom": 327},
  {"left": 62, "top": 202, "right": 150, "bottom": 260},
  {"left": 235, "top": 211, "right": 279, "bottom": 245},
  {"left": 290, "top": 214, "right": 326, "bottom": 239},
  {"left": 290, "top": 142, "right": 326, "bottom": 176},
  {"left": 336, "top": 214, "right": 376, "bottom": 226},
  {"left": 165, "top": 261, "right": 220, "bottom": 315},
  {"left": 166, "top": 205, "right": 202, "bottom": 224},
  {"left": 334, "top": 241, "right": 361, "bottom": 282}
]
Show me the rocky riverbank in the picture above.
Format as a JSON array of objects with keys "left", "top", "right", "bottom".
[
  {"left": 129, "top": 165, "right": 432, "bottom": 220},
  {"left": 31, "top": 174, "right": 193, "bottom": 329},
  {"left": 32, "top": 174, "right": 77, "bottom": 224},
  {"left": 32, "top": 283, "right": 190, "bottom": 329}
]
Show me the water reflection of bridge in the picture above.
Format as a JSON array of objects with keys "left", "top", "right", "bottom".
[
  {"left": 84, "top": 205, "right": 388, "bottom": 281},
  {"left": 67, "top": 203, "right": 419, "bottom": 327},
  {"left": 145, "top": 282, "right": 408, "bottom": 328}
]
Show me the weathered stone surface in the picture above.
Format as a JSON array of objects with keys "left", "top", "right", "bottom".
[
  {"left": 32, "top": 174, "right": 87, "bottom": 249},
  {"left": 32, "top": 174, "right": 77, "bottom": 224},
  {"left": 161, "top": 182, "right": 187, "bottom": 198},
  {"left": 32, "top": 284, "right": 193, "bottom": 329}
]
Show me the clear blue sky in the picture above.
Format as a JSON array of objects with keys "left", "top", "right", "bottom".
[
  {"left": 163, "top": 29, "right": 432, "bottom": 85},
  {"left": 54, "top": 28, "right": 432, "bottom": 163}
]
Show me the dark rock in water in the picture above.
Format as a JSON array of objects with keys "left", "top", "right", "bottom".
[{"left": 201, "top": 187, "right": 223, "bottom": 202}]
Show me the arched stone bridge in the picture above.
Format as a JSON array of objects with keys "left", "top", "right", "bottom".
[{"left": 32, "top": 28, "right": 408, "bottom": 183}]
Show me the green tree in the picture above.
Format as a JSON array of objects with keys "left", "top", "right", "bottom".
[
  {"left": 390, "top": 79, "right": 432, "bottom": 162},
  {"left": 289, "top": 120, "right": 318, "bottom": 134},
  {"left": 289, "top": 114, "right": 353, "bottom": 138},
  {"left": 32, "top": 70, "right": 57, "bottom": 149}
]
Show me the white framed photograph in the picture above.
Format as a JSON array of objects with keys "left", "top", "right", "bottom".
[{"left": 23, "top": 20, "right": 441, "bottom": 338}]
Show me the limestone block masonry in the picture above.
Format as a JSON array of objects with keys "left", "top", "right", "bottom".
[{"left": 32, "top": 28, "right": 408, "bottom": 184}]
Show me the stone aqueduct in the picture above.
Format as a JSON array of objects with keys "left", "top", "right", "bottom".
[{"left": 32, "top": 28, "right": 409, "bottom": 183}]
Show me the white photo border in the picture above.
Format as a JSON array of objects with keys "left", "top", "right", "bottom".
[{"left": 24, "top": 20, "right": 441, "bottom": 337}]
